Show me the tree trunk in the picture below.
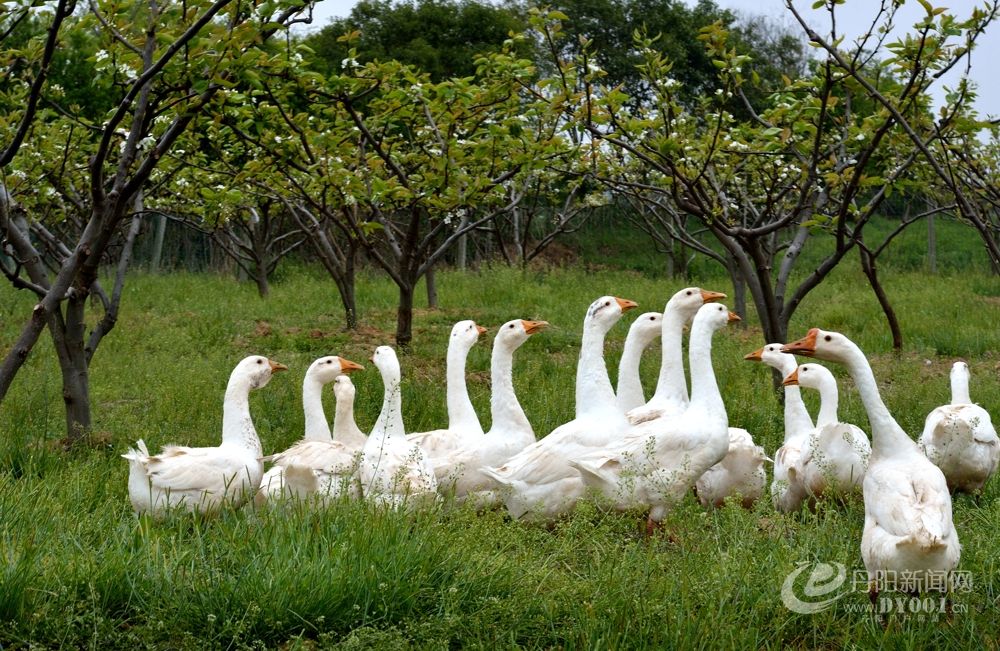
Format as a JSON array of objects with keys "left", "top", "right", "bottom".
[
  {"left": 456, "top": 232, "right": 467, "bottom": 270},
  {"left": 58, "top": 294, "right": 92, "bottom": 444},
  {"left": 860, "top": 247, "right": 903, "bottom": 350},
  {"left": 150, "top": 212, "right": 167, "bottom": 273},
  {"left": 425, "top": 266, "right": 438, "bottom": 309},
  {"left": 395, "top": 282, "right": 415, "bottom": 349},
  {"left": 725, "top": 256, "right": 747, "bottom": 321},
  {"left": 927, "top": 213, "right": 937, "bottom": 274}
]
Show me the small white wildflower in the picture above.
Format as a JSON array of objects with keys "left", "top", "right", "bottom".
[
  {"left": 274, "top": 135, "right": 283, "bottom": 143},
  {"left": 95, "top": 50, "right": 109, "bottom": 62},
  {"left": 341, "top": 57, "right": 359, "bottom": 69},
  {"left": 715, "top": 88, "right": 724, "bottom": 96},
  {"left": 139, "top": 136, "right": 155, "bottom": 151},
  {"left": 855, "top": 133, "right": 865, "bottom": 141}
]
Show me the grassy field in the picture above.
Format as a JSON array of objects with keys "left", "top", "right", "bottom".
[{"left": 1, "top": 220, "right": 999, "bottom": 648}]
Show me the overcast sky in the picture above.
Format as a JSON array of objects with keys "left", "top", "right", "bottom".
[{"left": 303, "top": 0, "right": 998, "bottom": 120}]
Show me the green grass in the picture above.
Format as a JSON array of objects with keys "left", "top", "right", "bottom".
[{"left": 1, "top": 227, "right": 999, "bottom": 648}]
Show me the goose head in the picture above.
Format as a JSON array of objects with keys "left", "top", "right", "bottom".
[
  {"left": 371, "top": 345, "right": 401, "bottom": 384},
  {"left": 694, "top": 302, "right": 741, "bottom": 333},
  {"left": 585, "top": 296, "right": 638, "bottom": 334},
  {"left": 781, "top": 363, "right": 831, "bottom": 390},
  {"left": 744, "top": 343, "right": 797, "bottom": 373},
  {"left": 333, "top": 374, "right": 357, "bottom": 403},
  {"left": 233, "top": 355, "right": 288, "bottom": 390},
  {"left": 627, "top": 312, "right": 663, "bottom": 347},
  {"left": 666, "top": 287, "right": 727, "bottom": 322},
  {"left": 496, "top": 319, "right": 548, "bottom": 351},
  {"left": 450, "top": 319, "right": 487, "bottom": 351},
  {"left": 306, "top": 355, "right": 364, "bottom": 385},
  {"left": 781, "top": 328, "right": 852, "bottom": 362}
]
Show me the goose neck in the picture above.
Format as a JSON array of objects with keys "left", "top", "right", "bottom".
[
  {"left": 950, "top": 371, "right": 971, "bottom": 405},
  {"left": 616, "top": 335, "right": 648, "bottom": 412},
  {"left": 815, "top": 375, "right": 839, "bottom": 427},
  {"left": 222, "top": 378, "right": 262, "bottom": 455},
  {"left": 576, "top": 322, "right": 616, "bottom": 417},
  {"left": 446, "top": 341, "right": 480, "bottom": 431},
  {"left": 687, "top": 320, "right": 723, "bottom": 414},
  {"left": 373, "top": 371, "right": 405, "bottom": 439},
  {"left": 650, "top": 305, "right": 689, "bottom": 406},
  {"left": 333, "top": 392, "right": 366, "bottom": 447},
  {"left": 490, "top": 343, "right": 531, "bottom": 436},
  {"left": 839, "top": 342, "right": 913, "bottom": 457},
  {"left": 302, "top": 376, "right": 332, "bottom": 441}
]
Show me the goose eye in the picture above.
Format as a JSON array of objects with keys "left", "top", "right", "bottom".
[
  {"left": 509, "top": 324, "right": 515, "bottom": 329},
  {"left": 824, "top": 335, "right": 832, "bottom": 342},
  {"left": 256, "top": 359, "right": 263, "bottom": 364},
  {"left": 649, "top": 316, "right": 655, "bottom": 321},
  {"left": 686, "top": 290, "right": 692, "bottom": 295},
  {"left": 604, "top": 301, "right": 611, "bottom": 306},
  {"left": 326, "top": 360, "right": 332, "bottom": 364}
]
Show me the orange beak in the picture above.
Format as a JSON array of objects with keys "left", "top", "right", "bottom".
[
  {"left": 476, "top": 324, "right": 487, "bottom": 335},
  {"left": 521, "top": 320, "right": 548, "bottom": 335},
  {"left": 743, "top": 347, "right": 763, "bottom": 362},
  {"left": 782, "top": 369, "right": 800, "bottom": 386},
  {"left": 727, "top": 311, "right": 741, "bottom": 323},
  {"left": 268, "top": 360, "right": 288, "bottom": 373},
  {"left": 782, "top": 329, "right": 819, "bottom": 357},
  {"left": 615, "top": 297, "right": 638, "bottom": 312},
  {"left": 701, "top": 290, "right": 727, "bottom": 303},
  {"left": 338, "top": 357, "right": 364, "bottom": 373}
]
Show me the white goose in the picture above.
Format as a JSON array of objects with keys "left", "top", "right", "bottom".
[
  {"left": 919, "top": 361, "right": 999, "bottom": 494},
  {"left": 257, "top": 356, "right": 365, "bottom": 503},
  {"left": 123, "top": 355, "right": 287, "bottom": 516},
  {"left": 407, "top": 320, "right": 487, "bottom": 456},
  {"left": 627, "top": 288, "right": 726, "bottom": 425},
  {"left": 783, "top": 330, "right": 960, "bottom": 597},
  {"left": 615, "top": 312, "right": 663, "bottom": 414},
  {"left": 783, "top": 363, "right": 870, "bottom": 499},
  {"left": 359, "top": 345, "right": 438, "bottom": 508},
  {"left": 744, "top": 344, "right": 814, "bottom": 512},
  {"left": 433, "top": 319, "right": 547, "bottom": 506},
  {"left": 482, "top": 296, "right": 638, "bottom": 521},
  {"left": 572, "top": 303, "right": 738, "bottom": 529}
]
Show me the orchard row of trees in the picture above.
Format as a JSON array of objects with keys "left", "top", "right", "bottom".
[{"left": 2, "top": 0, "right": 999, "bottom": 445}]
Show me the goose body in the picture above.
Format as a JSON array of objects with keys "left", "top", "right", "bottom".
[
  {"left": 359, "top": 346, "right": 438, "bottom": 508},
  {"left": 483, "top": 296, "right": 637, "bottom": 521},
  {"left": 257, "top": 356, "right": 364, "bottom": 503},
  {"left": 433, "top": 320, "right": 546, "bottom": 507},
  {"left": 744, "top": 344, "right": 815, "bottom": 512},
  {"left": 615, "top": 312, "right": 663, "bottom": 414},
  {"left": 572, "top": 303, "right": 739, "bottom": 524},
  {"left": 407, "top": 320, "right": 487, "bottom": 457},
  {"left": 123, "top": 356, "right": 287, "bottom": 516},
  {"left": 695, "top": 427, "right": 768, "bottom": 509},
  {"left": 783, "top": 330, "right": 959, "bottom": 593},
  {"left": 783, "top": 363, "right": 870, "bottom": 499},
  {"left": 919, "top": 361, "right": 999, "bottom": 494}
]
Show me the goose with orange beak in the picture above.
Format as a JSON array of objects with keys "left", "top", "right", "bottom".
[
  {"left": 779, "top": 363, "right": 870, "bottom": 503},
  {"left": 743, "top": 343, "right": 814, "bottom": 512},
  {"left": 123, "top": 355, "right": 288, "bottom": 516},
  {"left": 782, "top": 329, "right": 959, "bottom": 600},
  {"left": 258, "top": 355, "right": 367, "bottom": 504},
  {"left": 433, "top": 318, "right": 549, "bottom": 506},
  {"left": 482, "top": 296, "right": 639, "bottom": 522},
  {"left": 408, "top": 320, "right": 490, "bottom": 458}
]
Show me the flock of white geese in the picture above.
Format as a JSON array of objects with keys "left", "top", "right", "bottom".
[{"left": 123, "top": 287, "right": 998, "bottom": 597}]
